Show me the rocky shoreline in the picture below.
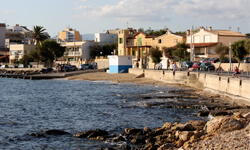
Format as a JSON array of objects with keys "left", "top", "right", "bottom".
[{"left": 23, "top": 72, "right": 250, "bottom": 150}]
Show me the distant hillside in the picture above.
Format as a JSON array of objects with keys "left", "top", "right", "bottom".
[{"left": 82, "top": 34, "right": 94, "bottom": 41}]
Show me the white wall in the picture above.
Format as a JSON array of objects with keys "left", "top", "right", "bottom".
[{"left": 94, "top": 33, "right": 117, "bottom": 43}]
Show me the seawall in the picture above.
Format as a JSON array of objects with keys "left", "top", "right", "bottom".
[{"left": 129, "top": 68, "right": 250, "bottom": 102}]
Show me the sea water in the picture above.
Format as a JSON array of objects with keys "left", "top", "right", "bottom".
[{"left": 0, "top": 78, "right": 201, "bottom": 149}]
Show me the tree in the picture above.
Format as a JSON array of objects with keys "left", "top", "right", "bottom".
[
  {"left": 149, "top": 46, "right": 162, "bottom": 69},
  {"left": 19, "top": 54, "right": 32, "bottom": 65},
  {"left": 215, "top": 43, "right": 229, "bottom": 70},
  {"left": 89, "top": 43, "right": 102, "bottom": 59},
  {"left": 231, "top": 40, "right": 248, "bottom": 68},
  {"left": 31, "top": 26, "right": 50, "bottom": 67},
  {"left": 13, "top": 52, "right": 19, "bottom": 65},
  {"left": 40, "top": 40, "right": 65, "bottom": 67},
  {"left": 172, "top": 42, "right": 189, "bottom": 65},
  {"left": 244, "top": 39, "right": 250, "bottom": 54},
  {"left": 163, "top": 47, "right": 174, "bottom": 58}
]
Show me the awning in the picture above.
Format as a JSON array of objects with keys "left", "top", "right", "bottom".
[
  {"left": 188, "top": 42, "right": 218, "bottom": 48},
  {"left": 0, "top": 55, "right": 9, "bottom": 59}
]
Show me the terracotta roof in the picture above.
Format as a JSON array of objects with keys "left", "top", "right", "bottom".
[
  {"left": 209, "top": 30, "right": 246, "bottom": 37},
  {"left": 188, "top": 42, "right": 218, "bottom": 48},
  {"left": 133, "top": 31, "right": 159, "bottom": 38}
]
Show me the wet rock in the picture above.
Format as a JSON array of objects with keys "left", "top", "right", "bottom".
[
  {"left": 186, "top": 120, "right": 206, "bottom": 130},
  {"left": 29, "top": 133, "right": 45, "bottom": 137},
  {"left": 209, "top": 110, "right": 229, "bottom": 116},
  {"left": 171, "top": 123, "right": 195, "bottom": 131},
  {"left": 162, "top": 122, "right": 172, "bottom": 130},
  {"left": 145, "top": 137, "right": 155, "bottom": 144},
  {"left": 112, "top": 136, "right": 126, "bottom": 142},
  {"left": 42, "top": 129, "right": 70, "bottom": 135},
  {"left": 74, "top": 129, "right": 108, "bottom": 138},
  {"left": 125, "top": 128, "right": 143, "bottom": 135},
  {"left": 178, "top": 131, "right": 194, "bottom": 142},
  {"left": 121, "top": 145, "right": 132, "bottom": 150},
  {"left": 144, "top": 127, "right": 152, "bottom": 134},
  {"left": 157, "top": 143, "right": 174, "bottom": 150},
  {"left": 205, "top": 116, "right": 243, "bottom": 134},
  {"left": 130, "top": 135, "right": 146, "bottom": 145},
  {"left": 143, "top": 143, "right": 157, "bottom": 150},
  {"left": 197, "top": 110, "right": 209, "bottom": 117}
]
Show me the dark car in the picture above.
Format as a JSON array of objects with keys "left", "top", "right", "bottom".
[
  {"left": 40, "top": 67, "right": 53, "bottom": 73},
  {"left": 243, "top": 57, "right": 250, "bottom": 63},
  {"left": 79, "top": 64, "right": 89, "bottom": 70},
  {"left": 200, "top": 58, "right": 210, "bottom": 63},
  {"left": 199, "top": 62, "right": 215, "bottom": 71},
  {"left": 211, "top": 58, "right": 220, "bottom": 63},
  {"left": 181, "top": 61, "right": 193, "bottom": 70},
  {"left": 69, "top": 65, "right": 77, "bottom": 71}
]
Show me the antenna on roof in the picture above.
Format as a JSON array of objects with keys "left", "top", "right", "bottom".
[
  {"left": 229, "top": 26, "right": 232, "bottom": 30},
  {"left": 127, "top": 22, "right": 128, "bottom": 29},
  {"left": 237, "top": 27, "right": 240, "bottom": 32}
]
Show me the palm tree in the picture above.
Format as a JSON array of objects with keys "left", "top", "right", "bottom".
[{"left": 31, "top": 26, "right": 49, "bottom": 67}]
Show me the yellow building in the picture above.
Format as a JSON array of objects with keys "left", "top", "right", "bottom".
[
  {"left": 57, "top": 28, "right": 82, "bottom": 42},
  {"left": 118, "top": 29, "right": 186, "bottom": 69}
]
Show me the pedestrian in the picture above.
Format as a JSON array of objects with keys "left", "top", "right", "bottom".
[
  {"left": 232, "top": 66, "right": 240, "bottom": 77},
  {"left": 173, "top": 63, "right": 178, "bottom": 71}
]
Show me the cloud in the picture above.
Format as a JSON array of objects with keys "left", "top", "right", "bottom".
[
  {"left": 4, "top": 10, "right": 15, "bottom": 14},
  {"left": 75, "top": 0, "right": 249, "bottom": 23}
]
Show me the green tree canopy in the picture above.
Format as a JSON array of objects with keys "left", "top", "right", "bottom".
[
  {"left": 40, "top": 40, "right": 65, "bottom": 67},
  {"left": 19, "top": 54, "right": 32, "bottom": 65},
  {"left": 149, "top": 46, "right": 163, "bottom": 69},
  {"left": 231, "top": 40, "right": 249, "bottom": 68},
  {"left": 215, "top": 43, "right": 229, "bottom": 70},
  {"left": 244, "top": 39, "right": 250, "bottom": 54},
  {"left": 172, "top": 42, "right": 189, "bottom": 63}
]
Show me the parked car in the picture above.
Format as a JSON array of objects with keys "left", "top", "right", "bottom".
[
  {"left": 10, "top": 65, "right": 18, "bottom": 68},
  {"left": 200, "top": 58, "right": 210, "bottom": 63},
  {"left": 40, "top": 67, "right": 53, "bottom": 73},
  {"left": 1, "top": 65, "right": 9, "bottom": 68},
  {"left": 221, "top": 58, "right": 238, "bottom": 63},
  {"left": 18, "top": 64, "right": 28, "bottom": 68},
  {"left": 61, "top": 64, "right": 70, "bottom": 72},
  {"left": 192, "top": 62, "right": 201, "bottom": 70},
  {"left": 181, "top": 61, "right": 193, "bottom": 70},
  {"left": 211, "top": 58, "right": 220, "bottom": 63},
  {"left": 243, "top": 57, "right": 250, "bottom": 63},
  {"left": 69, "top": 65, "right": 77, "bottom": 71},
  {"left": 79, "top": 64, "right": 89, "bottom": 70},
  {"left": 199, "top": 62, "right": 215, "bottom": 71},
  {"left": 208, "top": 58, "right": 215, "bottom": 63}
]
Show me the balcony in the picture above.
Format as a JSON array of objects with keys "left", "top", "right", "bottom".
[{"left": 68, "top": 52, "right": 81, "bottom": 56}]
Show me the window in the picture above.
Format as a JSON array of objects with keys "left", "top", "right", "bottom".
[
  {"left": 194, "top": 36, "right": 200, "bottom": 43},
  {"left": 120, "top": 50, "right": 122, "bottom": 55},
  {"left": 158, "top": 39, "right": 162, "bottom": 43},
  {"left": 132, "top": 50, "right": 135, "bottom": 55},
  {"left": 11, "top": 51, "right": 16, "bottom": 55},
  {"left": 174, "top": 39, "right": 178, "bottom": 43},
  {"left": 139, "top": 37, "right": 142, "bottom": 45},
  {"left": 205, "top": 36, "right": 211, "bottom": 43},
  {"left": 119, "top": 38, "right": 123, "bottom": 44}
]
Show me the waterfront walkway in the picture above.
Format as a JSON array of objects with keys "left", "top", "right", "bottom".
[{"left": 0, "top": 69, "right": 106, "bottom": 80}]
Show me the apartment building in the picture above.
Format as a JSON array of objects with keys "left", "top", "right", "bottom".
[
  {"left": 186, "top": 26, "right": 246, "bottom": 60},
  {"left": 57, "top": 28, "right": 82, "bottom": 43},
  {"left": 9, "top": 44, "right": 35, "bottom": 64},
  {"left": 5, "top": 24, "right": 33, "bottom": 47},
  {"left": 94, "top": 33, "right": 117, "bottom": 43}
]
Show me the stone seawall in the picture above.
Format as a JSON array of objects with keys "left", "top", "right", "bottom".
[{"left": 129, "top": 68, "right": 250, "bottom": 101}]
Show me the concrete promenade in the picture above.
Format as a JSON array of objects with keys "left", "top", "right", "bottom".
[
  {"left": 0, "top": 69, "right": 106, "bottom": 80},
  {"left": 129, "top": 68, "right": 250, "bottom": 102}
]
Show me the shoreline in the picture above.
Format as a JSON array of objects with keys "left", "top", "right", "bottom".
[{"left": 66, "top": 72, "right": 250, "bottom": 149}]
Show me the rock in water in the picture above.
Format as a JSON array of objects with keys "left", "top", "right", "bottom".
[{"left": 42, "top": 129, "right": 70, "bottom": 135}]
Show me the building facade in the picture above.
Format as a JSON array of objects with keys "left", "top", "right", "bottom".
[
  {"left": 186, "top": 27, "right": 246, "bottom": 60},
  {"left": 60, "top": 41, "right": 95, "bottom": 65},
  {"left": 5, "top": 24, "right": 33, "bottom": 47},
  {"left": 94, "top": 33, "right": 118, "bottom": 43},
  {"left": 57, "top": 28, "right": 82, "bottom": 43},
  {"left": 9, "top": 44, "right": 35, "bottom": 64},
  {"left": 0, "top": 23, "right": 6, "bottom": 48}
]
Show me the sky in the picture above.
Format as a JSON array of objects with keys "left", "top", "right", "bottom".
[{"left": 1, "top": 0, "right": 249, "bottom": 37}]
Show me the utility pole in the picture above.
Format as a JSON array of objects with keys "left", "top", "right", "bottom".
[
  {"left": 229, "top": 42, "right": 232, "bottom": 71},
  {"left": 190, "top": 26, "right": 194, "bottom": 62}
]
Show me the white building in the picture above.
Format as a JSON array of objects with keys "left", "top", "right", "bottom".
[
  {"left": 0, "top": 23, "right": 6, "bottom": 48},
  {"left": 94, "top": 33, "right": 118, "bottom": 43}
]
